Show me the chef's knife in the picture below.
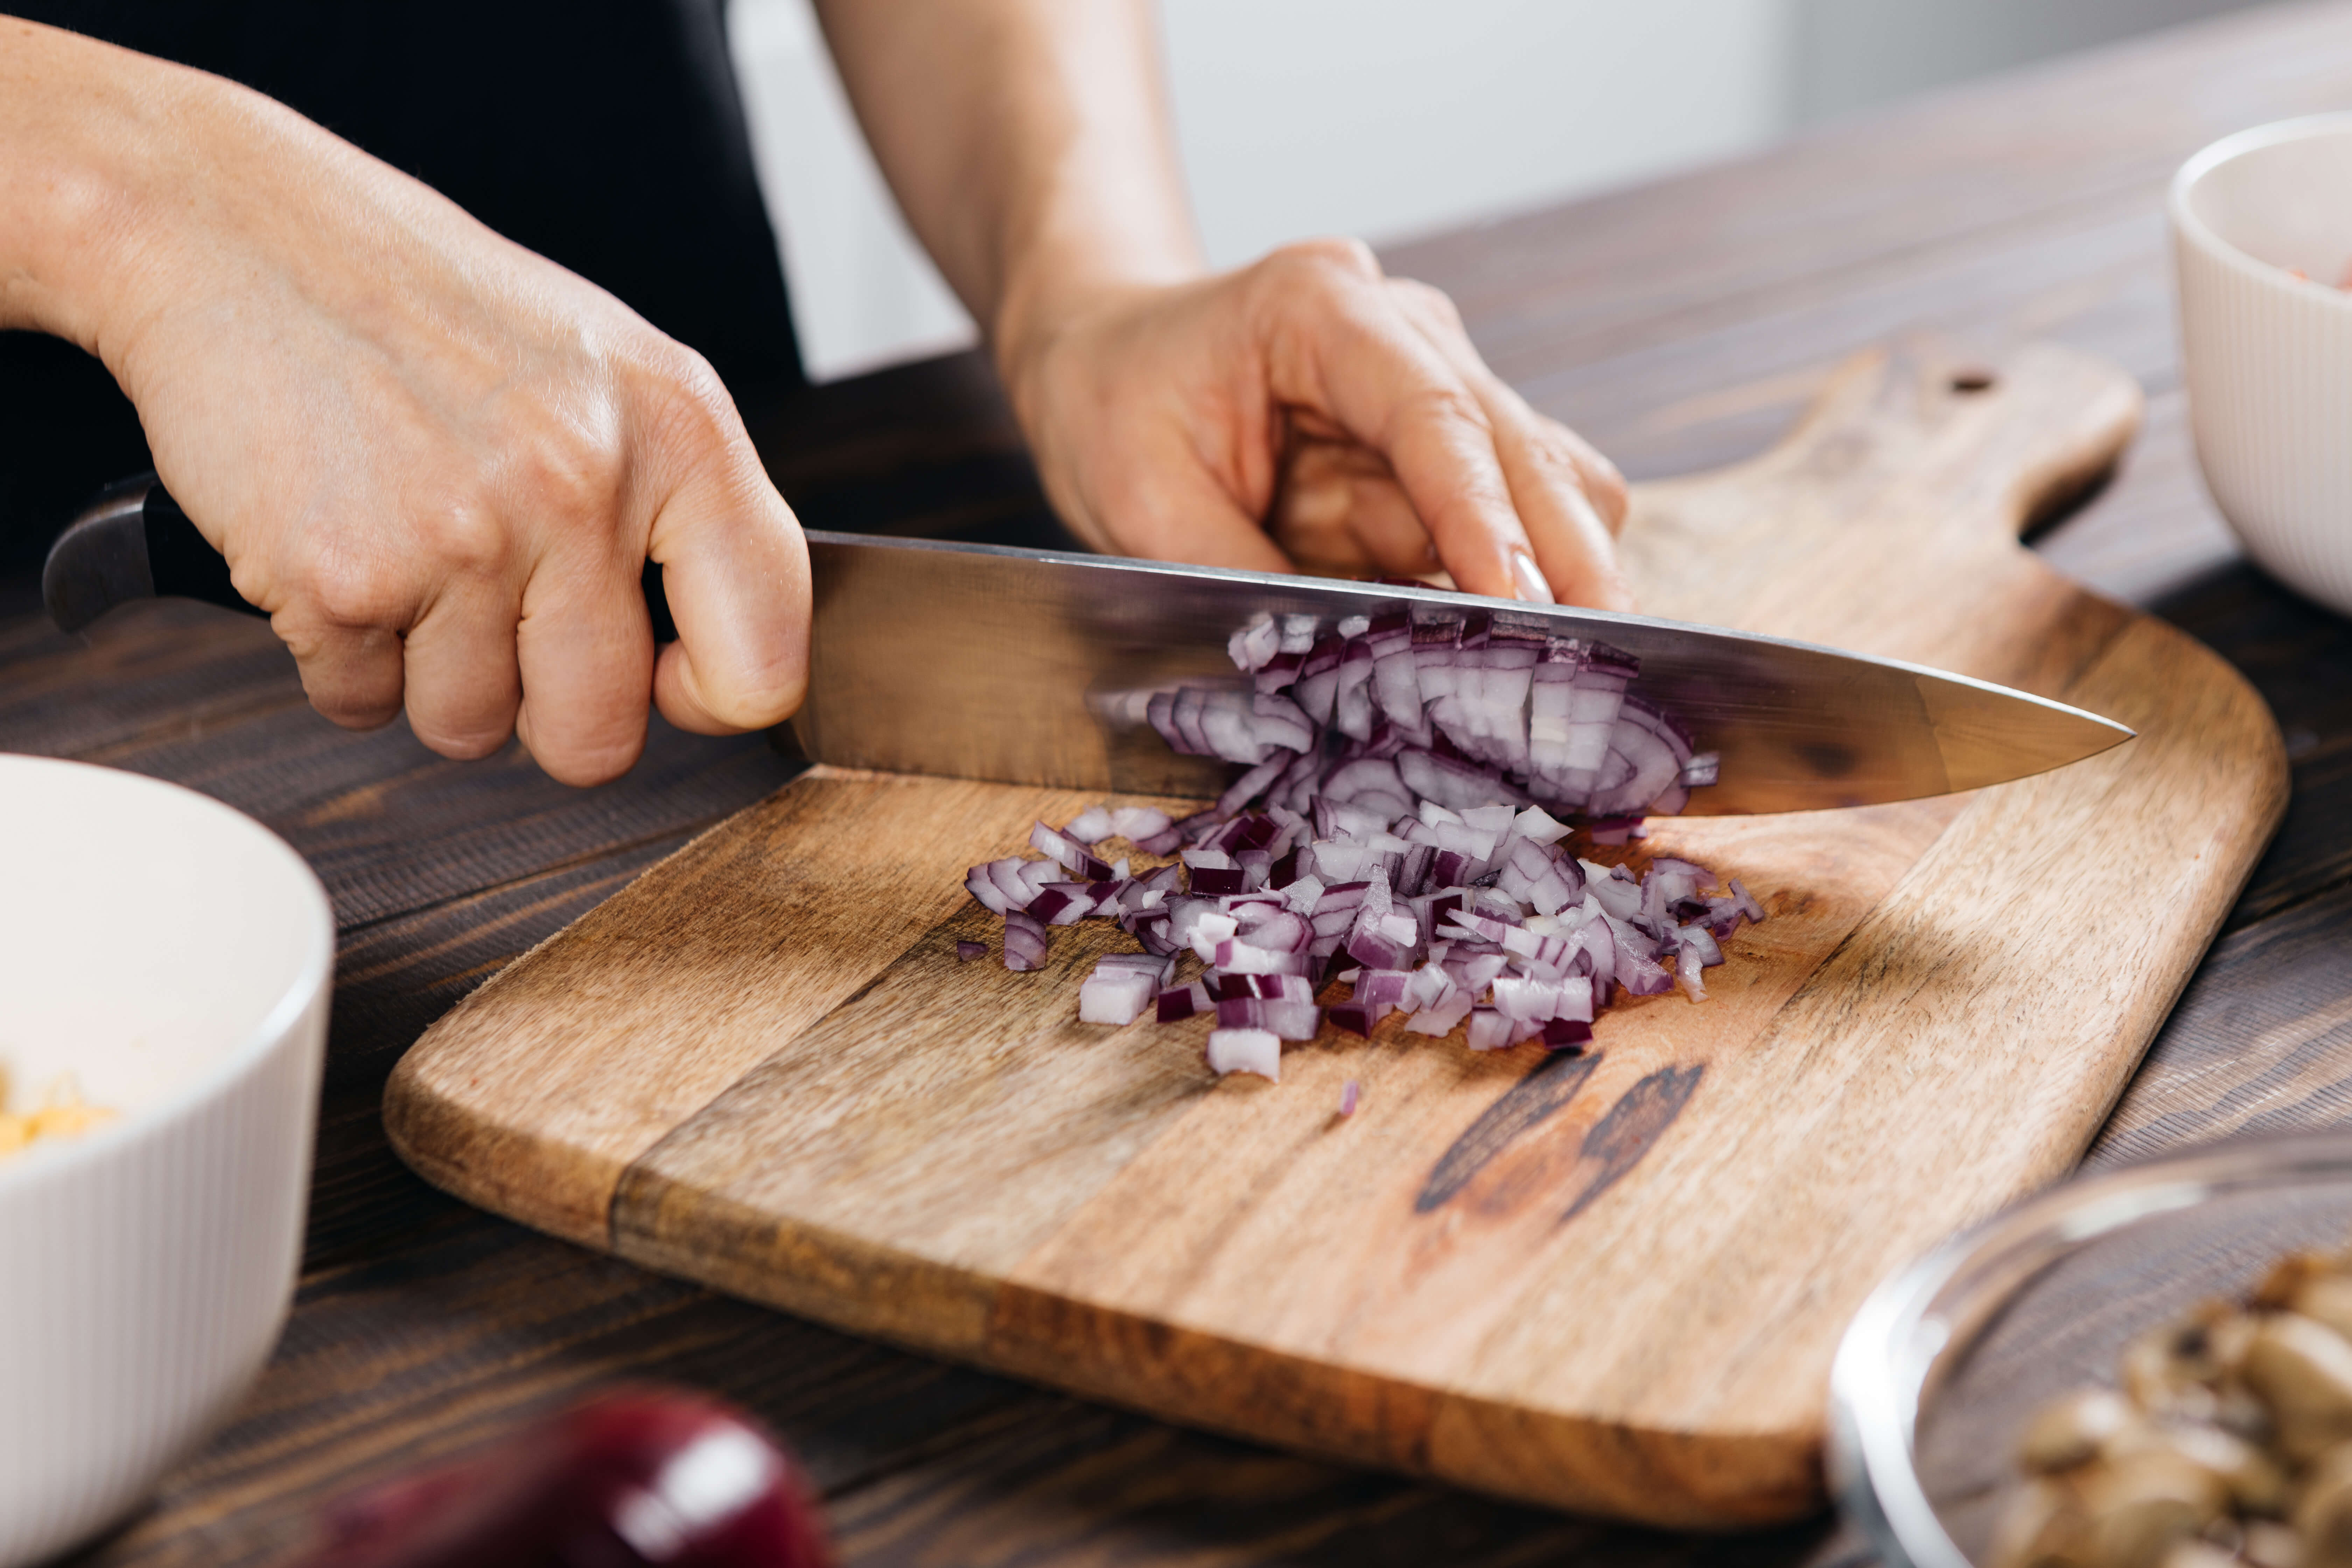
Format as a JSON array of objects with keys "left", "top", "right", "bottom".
[{"left": 43, "top": 475, "right": 2132, "bottom": 813}]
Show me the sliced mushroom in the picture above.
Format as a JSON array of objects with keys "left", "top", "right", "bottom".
[
  {"left": 2125, "top": 1322, "right": 2229, "bottom": 1416},
  {"left": 2295, "top": 1276, "right": 2352, "bottom": 1347},
  {"left": 2243, "top": 1520, "right": 2305, "bottom": 1568},
  {"left": 2254, "top": 1251, "right": 2336, "bottom": 1312},
  {"left": 2294, "top": 1444, "right": 2352, "bottom": 1568},
  {"left": 2082, "top": 1450, "right": 2229, "bottom": 1568},
  {"left": 2024, "top": 1391, "right": 2138, "bottom": 1473},
  {"left": 2103, "top": 1421, "right": 2293, "bottom": 1517},
  {"left": 1990, "top": 1476, "right": 2095, "bottom": 1568},
  {"left": 2161, "top": 1540, "right": 2244, "bottom": 1568},
  {"left": 2244, "top": 1315, "right": 2352, "bottom": 1464}
]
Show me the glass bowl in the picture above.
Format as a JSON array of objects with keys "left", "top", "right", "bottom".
[{"left": 1830, "top": 1133, "right": 2352, "bottom": 1568}]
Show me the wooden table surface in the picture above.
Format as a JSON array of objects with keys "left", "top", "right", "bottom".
[{"left": 11, "top": 5, "right": 2352, "bottom": 1563}]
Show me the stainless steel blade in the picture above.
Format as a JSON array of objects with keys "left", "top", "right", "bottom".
[{"left": 790, "top": 532, "right": 2132, "bottom": 814}]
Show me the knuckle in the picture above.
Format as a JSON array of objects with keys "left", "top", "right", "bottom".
[
  {"left": 482, "top": 397, "right": 632, "bottom": 546},
  {"left": 635, "top": 342, "right": 738, "bottom": 456},
  {"left": 1590, "top": 467, "right": 1631, "bottom": 527},
  {"left": 1264, "top": 236, "right": 1384, "bottom": 292},
  {"left": 1524, "top": 432, "right": 1587, "bottom": 483},
  {"left": 414, "top": 494, "right": 517, "bottom": 582},
  {"left": 294, "top": 540, "right": 406, "bottom": 629},
  {"left": 1390, "top": 276, "right": 1464, "bottom": 332},
  {"left": 1399, "top": 382, "right": 1492, "bottom": 440}
]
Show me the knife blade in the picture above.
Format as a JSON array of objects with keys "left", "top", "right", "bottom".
[{"left": 43, "top": 475, "right": 2132, "bottom": 813}]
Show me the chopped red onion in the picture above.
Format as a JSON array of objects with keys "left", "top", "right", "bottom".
[
  {"left": 1002, "top": 910, "right": 1049, "bottom": 972},
  {"left": 1079, "top": 965, "right": 1157, "bottom": 1025},
  {"left": 964, "top": 867, "right": 1010, "bottom": 914},
  {"left": 1206, "top": 1027, "right": 1281, "bottom": 1080},
  {"left": 1064, "top": 806, "right": 1116, "bottom": 845},
  {"left": 1155, "top": 979, "right": 1211, "bottom": 1022},
  {"left": 962, "top": 604, "right": 1765, "bottom": 1082},
  {"left": 1109, "top": 805, "right": 1172, "bottom": 842},
  {"left": 1542, "top": 1018, "right": 1594, "bottom": 1051},
  {"left": 955, "top": 939, "right": 987, "bottom": 962},
  {"left": 1338, "top": 1079, "right": 1360, "bottom": 1117}
]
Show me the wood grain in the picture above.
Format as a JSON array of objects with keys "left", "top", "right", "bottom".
[{"left": 383, "top": 340, "right": 2286, "bottom": 1527}]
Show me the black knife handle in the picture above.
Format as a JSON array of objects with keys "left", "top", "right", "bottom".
[{"left": 44, "top": 474, "right": 676, "bottom": 640}]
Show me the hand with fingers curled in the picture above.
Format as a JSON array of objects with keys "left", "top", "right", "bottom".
[
  {"left": 1, "top": 20, "right": 808, "bottom": 788},
  {"left": 996, "top": 237, "right": 1633, "bottom": 612}
]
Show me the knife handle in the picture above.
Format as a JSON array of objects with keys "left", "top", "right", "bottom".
[{"left": 43, "top": 474, "right": 677, "bottom": 641}]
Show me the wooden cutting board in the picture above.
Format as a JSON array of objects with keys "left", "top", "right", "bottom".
[{"left": 385, "top": 344, "right": 2286, "bottom": 1528}]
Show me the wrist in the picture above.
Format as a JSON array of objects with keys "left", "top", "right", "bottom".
[
  {"left": 990, "top": 235, "right": 1198, "bottom": 431},
  {"left": 0, "top": 22, "right": 192, "bottom": 355}
]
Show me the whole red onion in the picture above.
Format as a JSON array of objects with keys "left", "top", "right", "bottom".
[{"left": 290, "top": 1386, "right": 833, "bottom": 1567}]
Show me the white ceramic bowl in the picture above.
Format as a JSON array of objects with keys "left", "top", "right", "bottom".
[
  {"left": 0, "top": 755, "right": 331, "bottom": 1566},
  {"left": 2172, "top": 113, "right": 2352, "bottom": 618}
]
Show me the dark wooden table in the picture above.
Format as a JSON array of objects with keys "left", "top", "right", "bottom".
[{"left": 11, "top": 5, "right": 2352, "bottom": 1562}]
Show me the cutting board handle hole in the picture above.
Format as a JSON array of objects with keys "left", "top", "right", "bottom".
[{"left": 1949, "top": 368, "right": 1998, "bottom": 394}]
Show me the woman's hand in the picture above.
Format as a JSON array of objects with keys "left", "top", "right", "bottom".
[
  {"left": 996, "top": 237, "right": 1632, "bottom": 609},
  {"left": 811, "top": 1, "right": 1628, "bottom": 610},
  {"left": 1, "top": 19, "right": 808, "bottom": 785}
]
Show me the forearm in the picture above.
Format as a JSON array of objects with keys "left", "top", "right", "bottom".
[
  {"left": 0, "top": 19, "right": 440, "bottom": 405},
  {"left": 0, "top": 19, "right": 283, "bottom": 368},
  {"left": 0, "top": 18, "right": 165, "bottom": 353},
  {"left": 808, "top": 0, "right": 1203, "bottom": 372}
]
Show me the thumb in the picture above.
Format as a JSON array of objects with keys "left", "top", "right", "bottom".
[
  {"left": 1091, "top": 425, "right": 1297, "bottom": 575},
  {"left": 649, "top": 460, "right": 812, "bottom": 735}
]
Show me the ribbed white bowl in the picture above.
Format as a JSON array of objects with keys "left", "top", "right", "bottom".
[
  {"left": 2173, "top": 114, "right": 2352, "bottom": 617},
  {"left": 0, "top": 756, "right": 331, "bottom": 1567}
]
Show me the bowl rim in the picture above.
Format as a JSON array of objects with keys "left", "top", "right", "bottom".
[
  {"left": 2170, "top": 111, "right": 2352, "bottom": 309},
  {"left": 0, "top": 755, "right": 334, "bottom": 1195},
  {"left": 1828, "top": 1129, "right": 2352, "bottom": 1568}
]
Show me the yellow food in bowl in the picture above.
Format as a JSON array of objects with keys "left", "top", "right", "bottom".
[{"left": 0, "top": 1069, "right": 114, "bottom": 1159}]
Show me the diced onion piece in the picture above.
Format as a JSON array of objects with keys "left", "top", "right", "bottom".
[
  {"left": 1064, "top": 806, "right": 1116, "bottom": 845},
  {"left": 1207, "top": 1028, "right": 1282, "bottom": 1080},
  {"left": 1108, "top": 806, "right": 1170, "bottom": 842},
  {"left": 1079, "top": 967, "right": 1156, "bottom": 1025},
  {"left": 1002, "top": 911, "right": 1049, "bottom": 972}
]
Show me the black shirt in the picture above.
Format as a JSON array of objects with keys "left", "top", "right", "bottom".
[{"left": 0, "top": 0, "right": 802, "bottom": 569}]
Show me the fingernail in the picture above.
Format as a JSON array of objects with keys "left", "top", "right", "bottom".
[{"left": 1510, "top": 549, "right": 1554, "bottom": 606}]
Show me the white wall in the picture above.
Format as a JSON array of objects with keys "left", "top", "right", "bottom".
[
  {"left": 1161, "top": 0, "right": 1790, "bottom": 270},
  {"left": 728, "top": 0, "right": 1790, "bottom": 382},
  {"left": 1790, "top": 0, "right": 2273, "bottom": 125},
  {"left": 727, "top": 0, "right": 977, "bottom": 382},
  {"left": 727, "top": 0, "right": 2259, "bottom": 383}
]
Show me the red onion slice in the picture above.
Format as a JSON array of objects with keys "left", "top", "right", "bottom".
[
  {"left": 1063, "top": 806, "right": 1116, "bottom": 845},
  {"left": 1002, "top": 911, "right": 1049, "bottom": 973},
  {"left": 1109, "top": 806, "right": 1172, "bottom": 842}
]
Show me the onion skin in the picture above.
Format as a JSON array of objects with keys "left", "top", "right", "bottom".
[{"left": 285, "top": 1387, "right": 834, "bottom": 1568}]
